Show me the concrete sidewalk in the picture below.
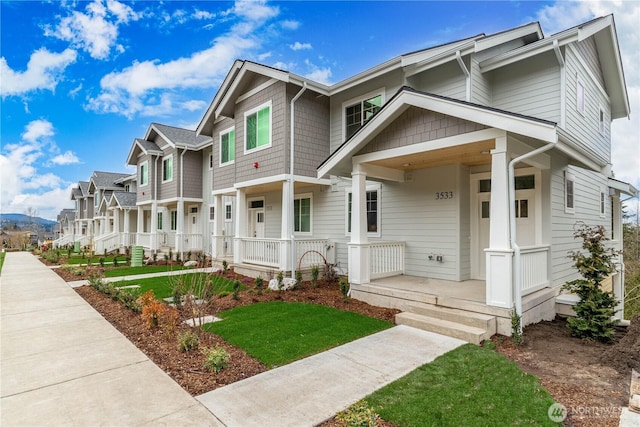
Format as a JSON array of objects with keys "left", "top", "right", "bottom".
[
  {"left": 0, "top": 252, "right": 221, "bottom": 427},
  {"left": 197, "top": 325, "right": 465, "bottom": 426}
]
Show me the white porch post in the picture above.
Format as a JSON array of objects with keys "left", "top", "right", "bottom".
[
  {"left": 347, "top": 169, "right": 370, "bottom": 285},
  {"left": 234, "top": 188, "right": 247, "bottom": 265},
  {"left": 212, "top": 195, "right": 224, "bottom": 259},
  {"left": 123, "top": 208, "right": 130, "bottom": 249},
  {"left": 280, "top": 180, "right": 292, "bottom": 272},
  {"left": 136, "top": 206, "right": 143, "bottom": 246},
  {"left": 177, "top": 199, "right": 184, "bottom": 256},
  {"left": 150, "top": 202, "right": 158, "bottom": 251},
  {"left": 486, "top": 135, "right": 514, "bottom": 308}
]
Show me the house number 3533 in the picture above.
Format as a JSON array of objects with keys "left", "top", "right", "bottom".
[{"left": 435, "top": 191, "right": 454, "bottom": 200}]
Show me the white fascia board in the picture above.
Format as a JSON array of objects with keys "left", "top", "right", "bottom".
[
  {"left": 403, "top": 44, "right": 475, "bottom": 78},
  {"left": 212, "top": 187, "right": 236, "bottom": 196},
  {"left": 608, "top": 178, "right": 637, "bottom": 197},
  {"left": 577, "top": 15, "right": 611, "bottom": 41},
  {"left": 401, "top": 36, "right": 480, "bottom": 67},
  {"left": 329, "top": 57, "right": 402, "bottom": 95},
  {"left": 474, "top": 22, "right": 542, "bottom": 52},
  {"left": 197, "top": 60, "right": 244, "bottom": 136},
  {"left": 293, "top": 176, "right": 332, "bottom": 186},
  {"left": 234, "top": 173, "right": 288, "bottom": 189},
  {"left": 356, "top": 163, "right": 405, "bottom": 182},
  {"left": 479, "top": 33, "right": 578, "bottom": 73}
]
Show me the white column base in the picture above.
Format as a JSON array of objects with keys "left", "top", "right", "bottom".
[
  {"left": 485, "top": 248, "right": 514, "bottom": 308},
  {"left": 348, "top": 243, "right": 371, "bottom": 285}
]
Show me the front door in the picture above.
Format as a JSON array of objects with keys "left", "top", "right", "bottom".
[
  {"left": 476, "top": 194, "right": 491, "bottom": 279},
  {"left": 189, "top": 211, "right": 199, "bottom": 235},
  {"left": 249, "top": 209, "right": 265, "bottom": 238}
]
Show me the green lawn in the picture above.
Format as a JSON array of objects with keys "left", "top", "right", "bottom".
[
  {"left": 65, "top": 256, "right": 128, "bottom": 265},
  {"left": 363, "top": 344, "right": 559, "bottom": 426},
  {"left": 113, "top": 272, "right": 237, "bottom": 299},
  {"left": 203, "top": 301, "right": 393, "bottom": 367},
  {"left": 0, "top": 251, "right": 5, "bottom": 273},
  {"left": 104, "top": 265, "right": 189, "bottom": 277}
]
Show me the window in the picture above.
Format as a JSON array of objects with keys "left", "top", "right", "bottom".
[
  {"left": 157, "top": 212, "right": 163, "bottom": 230},
  {"left": 140, "top": 161, "right": 148, "bottom": 186},
  {"left": 514, "top": 200, "right": 529, "bottom": 218},
  {"left": 600, "top": 188, "right": 606, "bottom": 218},
  {"left": 345, "top": 92, "right": 383, "bottom": 139},
  {"left": 209, "top": 154, "right": 213, "bottom": 169},
  {"left": 294, "top": 194, "right": 312, "bottom": 233},
  {"left": 225, "top": 203, "right": 232, "bottom": 221},
  {"left": 209, "top": 206, "right": 215, "bottom": 221},
  {"left": 162, "top": 155, "right": 173, "bottom": 182},
  {"left": 576, "top": 77, "right": 585, "bottom": 115},
  {"left": 599, "top": 106, "right": 606, "bottom": 134},
  {"left": 245, "top": 102, "right": 271, "bottom": 153},
  {"left": 220, "top": 127, "right": 235, "bottom": 165},
  {"left": 124, "top": 184, "right": 130, "bottom": 192},
  {"left": 565, "top": 171, "right": 575, "bottom": 213},
  {"left": 170, "top": 211, "right": 177, "bottom": 231},
  {"left": 94, "top": 190, "right": 100, "bottom": 207},
  {"left": 346, "top": 186, "right": 380, "bottom": 235}
]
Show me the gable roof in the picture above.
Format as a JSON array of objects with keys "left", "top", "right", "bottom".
[
  {"left": 109, "top": 191, "right": 137, "bottom": 209},
  {"left": 127, "top": 123, "right": 212, "bottom": 165},
  {"left": 88, "top": 171, "right": 129, "bottom": 192},
  {"left": 318, "top": 86, "right": 557, "bottom": 178}
]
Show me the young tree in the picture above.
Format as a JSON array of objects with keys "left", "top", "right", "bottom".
[{"left": 563, "top": 223, "right": 619, "bottom": 342}]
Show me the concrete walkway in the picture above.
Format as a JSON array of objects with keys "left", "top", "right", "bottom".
[
  {"left": 197, "top": 325, "right": 464, "bottom": 426},
  {"left": 0, "top": 252, "right": 221, "bottom": 427}
]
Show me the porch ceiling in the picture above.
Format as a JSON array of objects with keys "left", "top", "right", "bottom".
[{"left": 367, "top": 139, "right": 495, "bottom": 171}]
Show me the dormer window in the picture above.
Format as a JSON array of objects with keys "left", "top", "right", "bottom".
[{"left": 344, "top": 91, "right": 383, "bottom": 140}]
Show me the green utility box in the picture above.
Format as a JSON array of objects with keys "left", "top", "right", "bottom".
[
  {"left": 131, "top": 246, "right": 144, "bottom": 267},
  {"left": 74, "top": 241, "right": 80, "bottom": 253}
]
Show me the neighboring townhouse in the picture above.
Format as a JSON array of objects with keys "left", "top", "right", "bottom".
[
  {"left": 70, "top": 181, "right": 93, "bottom": 248},
  {"left": 94, "top": 173, "right": 138, "bottom": 254},
  {"left": 126, "top": 123, "right": 212, "bottom": 258},
  {"left": 87, "top": 171, "right": 131, "bottom": 253},
  {"left": 188, "top": 14, "right": 635, "bottom": 339},
  {"left": 52, "top": 209, "right": 75, "bottom": 246}
]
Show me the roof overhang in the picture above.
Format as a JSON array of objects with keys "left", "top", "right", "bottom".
[
  {"left": 608, "top": 178, "right": 638, "bottom": 197},
  {"left": 318, "top": 89, "right": 557, "bottom": 178},
  {"left": 126, "top": 138, "right": 162, "bottom": 165}
]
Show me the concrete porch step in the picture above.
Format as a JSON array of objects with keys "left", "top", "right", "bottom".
[
  {"left": 404, "top": 302, "right": 497, "bottom": 333},
  {"left": 396, "top": 312, "right": 490, "bottom": 345}
]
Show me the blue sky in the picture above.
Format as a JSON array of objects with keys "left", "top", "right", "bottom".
[{"left": 1, "top": 0, "right": 638, "bottom": 220}]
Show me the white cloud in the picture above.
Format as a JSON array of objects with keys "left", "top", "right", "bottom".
[
  {"left": 86, "top": 0, "right": 280, "bottom": 118},
  {"left": 193, "top": 10, "right": 216, "bottom": 20},
  {"left": 51, "top": 151, "right": 81, "bottom": 165},
  {"left": 281, "top": 20, "right": 300, "bottom": 30},
  {"left": 536, "top": 0, "right": 640, "bottom": 191},
  {"left": 303, "top": 59, "right": 332, "bottom": 85},
  {"left": 45, "top": 0, "right": 139, "bottom": 60},
  {"left": 290, "top": 41, "right": 312, "bottom": 51},
  {"left": 0, "top": 48, "right": 77, "bottom": 97},
  {"left": 0, "top": 120, "right": 78, "bottom": 220}
]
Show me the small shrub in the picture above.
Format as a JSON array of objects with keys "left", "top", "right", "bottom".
[
  {"left": 177, "top": 330, "right": 200, "bottom": 352},
  {"left": 277, "top": 270, "right": 284, "bottom": 290},
  {"left": 168, "top": 249, "right": 173, "bottom": 263},
  {"left": 295, "top": 270, "right": 303, "bottom": 287},
  {"left": 311, "top": 265, "right": 319, "bottom": 288},
  {"left": 510, "top": 306, "right": 523, "bottom": 345},
  {"left": 172, "top": 288, "right": 183, "bottom": 307},
  {"left": 202, "top": 345, "right": 230, "bottom": 373},
  {"left": 254, "top": 276, "right": 264, "bottom": 295},
  {"left": 232, "top": 280, "right": 241, "bottom": 300},
  {"left": 186, "top": 250, "right": 192, "bottom": 261},
  {"left": 99, "top": 257, "right": 105, "bottom": 267},
  {"left": 336, "top": 400, "right": 380, "bottom": 427},
  {"left": 339, "top": 277, "right": 350, "bottom": 302},
  {"left": 113, "top": 256, "right": 118, "bottom": 267},
  {"left": 325, "top": 263, "right": 338, "bottom": 283},
  {"left": 222, "top": 260, "right": 228, "bottom": 274}
]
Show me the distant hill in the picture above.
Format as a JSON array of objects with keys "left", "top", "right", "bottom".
[{"left": 0, "top": 213, "right": 57, "bottom": 230}]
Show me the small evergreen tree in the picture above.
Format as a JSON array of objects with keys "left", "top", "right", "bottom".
[{"left": 562, "top": 223, "right": 619, "bottom": 342}]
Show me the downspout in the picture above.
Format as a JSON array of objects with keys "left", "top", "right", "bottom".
[
  {"left": 455, "top": 51, "right": 471, "bottom": 102},
  {"left": 290, "top": 82, "right": 307, "bottom": 278},
  {"left": 180, "top": 147, "right": 187, "bottom": 258},
  {"left": 153, "top": 155, "right": 159, "bottom": 253},
  {"left": 509, "top": 137, "right": 557, "bottom": 332}
]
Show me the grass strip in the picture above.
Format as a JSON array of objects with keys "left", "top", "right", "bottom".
[
  {"left": 104, "top": 265, "right": 189, "bottom": 277},
  {"left": 203, "top": 301, "right": 392, "bottom": 368},
  {"left": 365, "top": 343, "right": 559, "bottom": 426},
  {"left": 0, "top": 251, "right": 5, "bottom": 274},
  {"left": 113, "top": 272, "right": 237, "bottom": 299}
]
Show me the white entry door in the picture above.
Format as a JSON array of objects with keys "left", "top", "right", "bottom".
[
  {"left": 189, "top": 212, "right": 199, "bottom": 234},
  {"left": 249, "top": 209, "right": 265, "bottom": 238}
]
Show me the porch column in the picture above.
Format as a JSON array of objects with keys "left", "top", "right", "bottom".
[
  {"left": 486, "top": 135, "right": 513, "bottom": 308},
  {"left": 150, "top": 202, "right": 158, "bottom": 251},
  {"left": 234, "top": 188, "right": 247, "bottom": 265},
  {"left": 280, "top": 180, "right": 292, "bottom": 272},
  {"left": 136, "top": 206, "right": 143, "bottom": 245},
  {"left": 348, "top": 169, "right": 370, "bottom": 285},
  {"left": 212, "top": 195, "right": 224, "bottom": 259},
  {"left": 123, "top": 208, "right": 130, "bottom": 249},
  {"left": 177, "top": 199, "right": 184, "bottom": 255}
]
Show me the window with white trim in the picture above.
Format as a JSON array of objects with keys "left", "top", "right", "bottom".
[
  {"left": 565, "top": 171, "right": 575, "bottom": 213},
  {"left": 162, "top": 155, "right": 173, "bottom": 182},
  {"left": 599, "top": 106, "right": 606, "bottom": 134},
  {"left": 244, "top": 102, "right": 271, "bottom": 153},
  {"left": 170, "top": 210, "right": 177, "bottom": 231},
  {"left": 140, "top": 161, "right": 148, "bottom": 186},
  {"left": 294, "top": 193, "right": 312, "bottom": 234},
  {"left": 576, "top": 76, "right": 585, "bottom": 115},
  {"left": 220, "top": 127, "right": 235, "bottom": 165},
  {"left": 225, "top": 203, "right": 232, "bottom": 222},
  {"left": 124, "top": 184, "right": 131, "bottom": 192},
  {"left": 209, "top": 206, "right": 215, "bottom": 221},
  {"left": 209, "top": 154, "right": 213, "bottom": 169},
  {"left": 346, "top": 184, "right": 381, "bottom": 235},
  {"left": 345, "top": 92, "right": 383, "bottom": 139},
  {"left": 94, "top": 190, "right": 100, "bottom": 207},
  {"left": 600, "top": 187, "right": 606, "bottom": 218},
  {"left": 157, "top": 212, "right": 163, "bottom": 230}
]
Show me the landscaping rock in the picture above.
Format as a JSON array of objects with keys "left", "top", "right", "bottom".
[
  {"left": 184, "top": 260, "right": 198, "bottom": 267},
  {"left": 268, "top": 278, "right": 297, "bottom": 291}
]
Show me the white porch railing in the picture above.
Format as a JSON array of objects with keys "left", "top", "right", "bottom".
[
  {"left": 241, "top": 238, "right": 283, "bottom": 268},
  {"left": 296, "top": 239, "right": 329, "bottom": 269},
  {"left": 137, "top": 233, "right": 151, "bottom": 248},
  {"left": 180, "top": 233, "right": 204, "bottom": 252},
  {"left": 370, "top": 241, "right": 405, "bottom": 279},
  {"left": 520, "top": 245, "right": 550, "bottom": 295},
  {"left": 52, "top": 234, "right": 74, "bottom": 248},
  {"left": 77, "top": 235, "right": 91, "bottom": 248},
  {"left": 223, "top": 236, "right": 234, "bottom": 257},
  {"left": 94, "top": 232, "right": 118, "bottom": 254}
]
